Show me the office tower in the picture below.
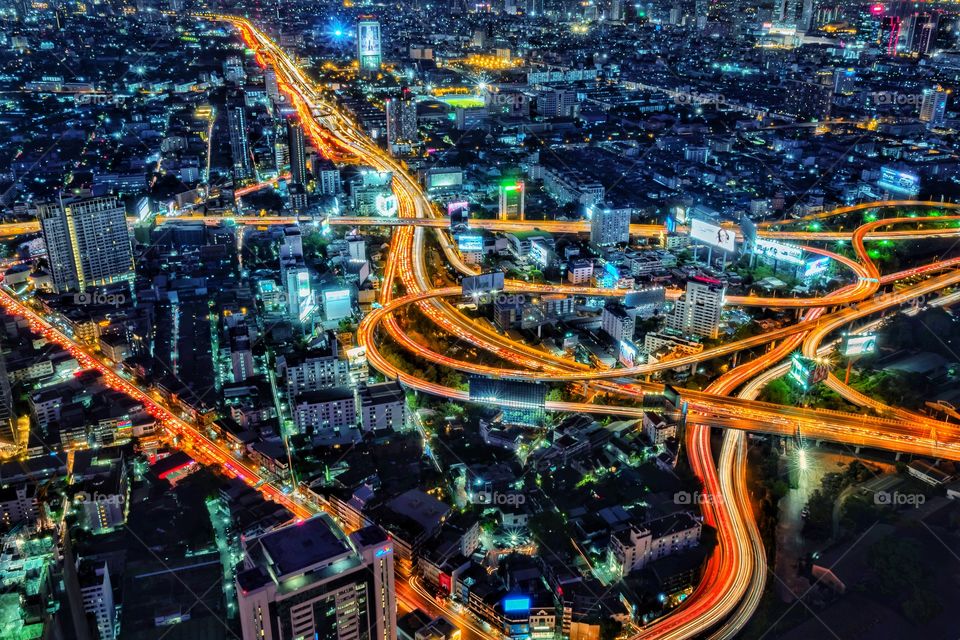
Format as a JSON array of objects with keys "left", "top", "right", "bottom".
[
  {"left": 934, "top": 16, "right": 959, "bottom": 53},
  {"left": 264, "top": 67, "right": 280, "bottom": 105},
  {"left": 920, "top": 87, "right": 949, "bottom": 128},
  {"left": 357, "top": 18, "right": 382, "bottom": 74},
  {"left": 385, "top": 88, "right": 417, "bottom": 148},
  {"left": 287, "top": 118, "right": 308, "bottom": 187},
  {"left": 665, "top": 276, "right": 726, "bottom": 339},
  {"left": 590, "top": 203, "right": 630, "bottom": 246},
  {"left": 909, "top": 12, "right": 937, "bottom": 55},
  {"left": 879, "top": 16, "right": 903, "bottom": 56},
  {"left": 38, "top": 196, "right": 134, "bottom": 293},
  {"left": 236, "top": 515, "right": 397, "bottom": 640},
  {"left": 498, "top": 180, "right": 525, "bottom": 221},
  {"left": 227, "top": 103, "right": 251, "bottom": 181}
]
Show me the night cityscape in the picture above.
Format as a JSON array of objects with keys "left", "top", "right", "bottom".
[{"left": 0, "top": 0, "right": 959, "bottom": 638}]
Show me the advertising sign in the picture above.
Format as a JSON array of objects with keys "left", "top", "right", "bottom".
[
  {"left": 803, "top": 256, "right": 831, "bottom": 278},
  {"left": 689, "top": 218, "right": 735, "bottom": 252},
  {"left": 755, "top": 239, "right": 804, "bottom": 265},
  {"left": 841, "top": 333, "right": 877, "bottom": 357}
]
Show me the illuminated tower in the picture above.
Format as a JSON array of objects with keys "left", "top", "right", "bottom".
[
  {"left": 385, "top": 88, "right": 418, "bottom": 150},
  {"left": 287, "top": 118, "right": 308, "bottom": 187},
  {"left": 357, "top": 18, "right": 382, "bottom": 75},
  {"left": 880, "top": 15, "right": 903, "bottom": 56},
  {"left": 498, "top": 180, "right": 525, "bottom": 221}
]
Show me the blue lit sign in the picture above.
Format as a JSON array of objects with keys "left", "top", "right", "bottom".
[
  {"left": 458, "top": 234, "right": 484, "bottom": 253},
  {"left": 375, "top": 546, "right": 392, "bottom": 557},
  {"left": 503, "top": 595, "right": 531, "bottom": 613}
]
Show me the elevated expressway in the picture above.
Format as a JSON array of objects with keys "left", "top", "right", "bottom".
[{"left": 209, "top": 14, "right": 960, "bottom": 640}]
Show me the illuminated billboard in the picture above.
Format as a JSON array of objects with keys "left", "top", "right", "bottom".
[
  {"left": 803, "top": 256, "right": 831, "bottom": 278},
  {"left": 877, "top": 166, "right": 919, "bottom": 195},
  {"left": 841, "top": 333, "right": 877, "bottom": 357},
  {"left": 788, "top": 353, "right": 829, "bottom": 390},
  {"left": 689, "top": 218, "right": 735, "bottom": 252},
  {"left": 619, "top": 340, "right": 638, "bottom": 367},
  {"left": 503, "top": 595, "right": 531, "bottom": 614},
  {"left": 427, "top": 170, "right": 463, "bottom": 190},
  {"left": 458, "top": 234, "right": 484, "bottom": 253},
  {"left": 755, "top": 239, "right": 804, "bottom": 265},
  {"left": 357, "top": 20, "right": 382, "bottom": 71}
]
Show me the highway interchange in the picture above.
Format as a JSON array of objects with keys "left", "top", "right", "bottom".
[{"left": 2, "top": 13, "right": 960, "bottom": 640}]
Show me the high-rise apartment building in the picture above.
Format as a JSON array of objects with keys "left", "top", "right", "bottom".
[
  {"left": 590, "top": 203, "right": 630, "bottom": 246},
  {"left": 920, "top": 87, "right": 949, "bottom": 128},
  {"left": 665, "top": 276, "right": 726, "bottom": 339},
  {"left": 38, "top": 196, "right": 134, "bottom": 293},
  {"left": 236, "top": 515, "right": 396, "bottom": 640},
  {"left": 385, "top": 88, "right": 417, "bottom": 149}
]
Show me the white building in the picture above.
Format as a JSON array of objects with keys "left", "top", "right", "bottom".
[
  {"left": 566, "top": 259, "right": 593, "bottom": 285},
  {"left": 607, "top": 512, "right": 701, "bottom": 577},
  {"left": 358, "top": 382, "right": 408, "bottom": 432},
  {"left": 278, "top": 340, "right": 353, "bottom": 402},
  {"left": 665, "top": 277, "right": 726, "bottom": 339},
  {"left": 589, "top": 203, "right": 631, "bottom": 246},
  {"left": 642, "top": 411, "right": 676, "bottom": 445},
  {"left": 293, "top": 388, "right": 356, "bottom": 436},
  {"left": 601, "top": 304, "right": 636, "bottom": 344}
]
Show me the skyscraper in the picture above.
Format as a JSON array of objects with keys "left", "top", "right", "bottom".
[
  {"left": 228, "top": 102, "right": 251, "bottom": 181},
  {"left": 357, "top": 18, "right": 382, "bottom": 74},
  {"left": 287, "top": 117, "right": 308, "bottom": 187},
  {"left": 38, "top": 196, "right": 134, "bottom": 293},
  {"left": 498, "top": 180, "right": 525, "bottom": 221},
  {"left": 879, "top": 15, "right": 903, "bottom": 56},
  {"left": 908, "top": 12, "right": 937, "bottom": 56},
  {"left": 920, "top": 87, "right": 949, "bottom": 128},
  {"left": 385, "top": 88, "right": 417, "bottom": 149},
  {"left": 665, "top": 276, "right": 726, "bottom": 339},
  {"left": 590, "top": 203, "right": 631, "bottom": 246},
  {"left": 236, "top": 515, "right": 396, "bottom": 640}
]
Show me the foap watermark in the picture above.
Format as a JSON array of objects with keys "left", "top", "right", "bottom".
[
  {"left": 74, "top": 491, "right": 125, "bottom": 506},
  {"left": 871, "top": 91, "right": 924, "bottom": 106},
  {"left": 673, "top": 490, "right": 724, "bottom": 506},
  {"left": 493, "top": 293, "right": 526, "bottom": 305},
  {"left": 487, "top": 92, "right": 526, "bottom": 108},
  {"left": 672, "top": 90, "right": 726, "bottom": 107},
  {"left": 74, "top": 93, "right": 127, "bottom": 107},
  {"left": 476, "top": 491, "right": 526, "bottom": 506},
  {"left": 874, "top": 491, "right": 925, "bottom": 508},
  {"left": 73, "top": 291, "right": 126, "bottom": 307}
]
